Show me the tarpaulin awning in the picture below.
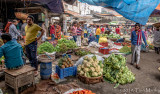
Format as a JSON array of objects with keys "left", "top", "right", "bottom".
[
  {"left": 30, "top": 0, "right": 64, "bottom": 13},
  {"left": 151, "top": 4, "right": 160, "bottom": 17},
  {"left": 79, "top": 0, "right": 160, "bottom": 25}
]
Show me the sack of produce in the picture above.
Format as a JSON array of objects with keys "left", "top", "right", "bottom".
[
  {"left": 119, "top": 46, "right": 131, "bottom": 53},
  {"left": 103, "top": 54, "right": 135, "bottom": 85},
  {"left": 77, "top": 56, "right": 104, "bottom": 78}
]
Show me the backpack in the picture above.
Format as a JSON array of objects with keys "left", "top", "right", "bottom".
[{"left": 4, "top": 22, "right": 12, "bottom": 33}]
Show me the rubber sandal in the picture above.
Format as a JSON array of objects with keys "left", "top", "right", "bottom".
[{"left": 136, "top": 66, "right": 141, "bottom": 70}]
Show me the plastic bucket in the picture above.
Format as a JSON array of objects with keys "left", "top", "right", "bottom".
[{"left": 40, "top": 62, "right": 52, "bottom": 80}]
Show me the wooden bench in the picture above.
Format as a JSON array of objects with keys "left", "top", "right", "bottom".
[{"left": 4, "top": 65, "right": 35, "bottom": 94}]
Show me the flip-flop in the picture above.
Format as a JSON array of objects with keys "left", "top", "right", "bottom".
[{"left": 136, "top": 66, "right": 141, "bottom": 70}]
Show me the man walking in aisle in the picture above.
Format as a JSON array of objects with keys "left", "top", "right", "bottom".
[
  {"left": 25, "top": 15, "right": 44, "bottom": 75},
  {"left": 131, "top": 23, "right": 148, "bottom": 69}
]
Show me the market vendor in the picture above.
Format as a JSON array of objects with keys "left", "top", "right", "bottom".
[
  {"left": 116, "top": 38, "right": 125, "bottom": 43},
  {"left": 25, "top": 15, "right": 44, "bottom": 75},
  {"left": 0, "top": 33, "right": 24, "bottom": 69}
]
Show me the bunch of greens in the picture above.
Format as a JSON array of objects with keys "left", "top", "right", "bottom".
[
  {"left": 75, "top": 50, "right": 91, "bottom": 56},
  {"left": 37, "top": 42, "right": 55, "bottom": 54},
  {"left": 107, "top": 34, "right": 120, "bottom": 39},
  {"left": 119, "top": 46, "right": 131, "bottom": 53},
  {"left": 55, "top": 38, "right": 77, "bottom": 53},
  {"left": 100, "top": 34, "right": 108, "bottom": 38},
  {"left": 103, "top": 54, "right": 135, "bottom": 85}
]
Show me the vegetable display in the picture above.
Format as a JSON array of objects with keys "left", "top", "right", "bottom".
[
  {"left": 70, "top": 90, "right": 95, "bottom": 94},
  {"left": 99, "top": 37, "right": 107, "bottom": 43},
  {"left": 107, "top": 34, "right": 120, "bottom": 39},
  {"left": 103, "top": 54, "right": 135, "bottom": 85},
  {"left": 119, "top": 46, "right": 131, "bottom": 53},
  {"left": 75, "top": 50, "right": 91, "bottom": 56},
  {"left": 54, "top": 38, "right": 77, "bottom": 53},
  {"left": 77, "top": 56, "right": 103, "bottom": 78},
  {"left": 58, "top": 56, "right": 74, "bottom": 69},
  {"left": 100, "top": 34, "right": 108, "bottom": 38},
  {"left": 38, "top": 38, "right": 77, "bottom": 54},
  {"left": 37, "top": 42, "right": 55, "bottom": 54}
]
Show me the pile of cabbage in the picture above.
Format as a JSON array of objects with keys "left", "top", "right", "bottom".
[
  {"left": 103, "top": 54, "right": 135, "bottom": 84},
  {"left": 107, "top": 33, "right": 121, "bottom": 39},
  {"left": 77, "top": 56, "right": 103, "bottom": 78}
]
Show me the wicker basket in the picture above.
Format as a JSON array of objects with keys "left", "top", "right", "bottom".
[
  {"left": 15, "top": 12, "right": 28, "bottom": 20},
  {"left": 77, "top": 74, "right": 103, "bottom": 84},
  {"left": 38, "top": 54, "right": 55, "bottom": 62},
  {"left": 109, "top": 38, "right": 118, "bottom": 41}
]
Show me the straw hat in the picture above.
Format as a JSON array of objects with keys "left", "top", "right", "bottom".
[{"left": 153, "top": 22, "right": 160, "bottom": 28}]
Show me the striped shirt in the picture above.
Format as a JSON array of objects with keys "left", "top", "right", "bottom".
[{"left": 77, "top": 28, "right": 82, "bottom": 36}]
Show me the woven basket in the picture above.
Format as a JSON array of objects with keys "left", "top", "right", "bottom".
[
  {"left": 15, "top": 12, "right": 28, "bottom": 20},
  {"left": 153, "top": 23, "right": 160, "bottom": 28},
  {"left": 38, "top": 54, "right": 55, "bottom": 62},
  {"left": 77, "top": 74, "right": 103, "bottom": 84},
  {"left": 109, "top": 38, "right": 118, "bottom": 41}
]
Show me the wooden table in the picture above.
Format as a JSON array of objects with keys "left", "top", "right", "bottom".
[{"left": 4, "top": 65, "right": 35, "bottom": 94}]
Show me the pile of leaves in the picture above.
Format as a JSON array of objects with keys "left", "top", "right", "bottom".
[
  {"left": 119, "top": 46, "right": 131, "bottom": 53},
  {"left": 38, "top": 39, "right": 77, "bottom": 54},
  {"left": 54, "top": 38, "right": 77, "bottom": 53},
  {"left": 103, "top": 54, "right": 135, "bottom": 85},
  {"left": 77, "top": 56, "right": 103, "bottom": 78},
  {"left": 37, "top": 42, "right": 55, "bottom": 54},
  {"left": 58, "top": 56, "right": 74, "bottom": 69},
  {"left": 100, "top": 34, "right": 108, "bottom": 38},
  {"left": 107, "top": 34, "right": 121, "bottom": 39},
  {"left": 75, "top": 50, "right": 91, "bottom": 56}
]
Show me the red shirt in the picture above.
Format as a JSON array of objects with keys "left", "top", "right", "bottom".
[
  {"left": 101, "top": 28, "right": 105, "bottom": 33},
  {"left": 116, "top": 28, "right": 120, "bottom": 34},
  {"left": 50, "top": 25, "right": 55, "bottom": 34}
]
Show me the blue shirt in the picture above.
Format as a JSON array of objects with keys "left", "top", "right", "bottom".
[
  {"left": 131, "top": 31, "right": 147, "bottom": 46},
  {"left": 87, "top": 28, "right": 92, "bottom": 34},
  {"left": 0, "top": 41, "right": 24, "bottom": 68}
]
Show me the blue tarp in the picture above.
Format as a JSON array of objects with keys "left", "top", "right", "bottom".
[
  {"left": 79, "top": 0, "right": 160, "bottom": 25},
  {"left": 31, "top": 0, "right": 64, "bottom": 13}
]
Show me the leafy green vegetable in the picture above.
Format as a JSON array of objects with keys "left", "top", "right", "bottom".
[
  {"left": 37, "top": 42, "right": 55, "bottom": 54},
  {"left": 75, "top": 50, "right": 91, "bottom": 56},
  {"left": 119, "top": 46, "right": 131, "bottom": 53},
  {"left": 107, "top": 34, "right": 120, "bottom": 39},
  {"left": 103, "top": 54, "right": 135, "bottom": 85}
]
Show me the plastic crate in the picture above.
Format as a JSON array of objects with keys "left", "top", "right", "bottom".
[
  {"left": 114, "top": 42, "right": 122, "bottom": 46},
  {"left": 99, "top": 47, "right": 104, "bottom": 53},
  {"left": 56, "top": 65, "right": 77, "bottom": 79},
  {"left": 62, "top": 54, "right": 71, "bottom": 58},
  {"left": 100, "top": 42, "right": 108, "bottom": 47},
  {"left": 101, "top": 48, "right": 109, "bottom": 54}
]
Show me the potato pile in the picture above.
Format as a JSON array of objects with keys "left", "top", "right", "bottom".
[{"left": 58, "top": 57, "right": 74, "bottom": 69}]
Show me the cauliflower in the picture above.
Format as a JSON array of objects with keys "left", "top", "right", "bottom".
[
  {"left": 84, "top": 56, "right": 89, "bottom": 60},
  {"left": 83, "top": 68, "right": 89, "bottom": 72},
  {"left": 90, "top": 67, "right": 95, "bottom": 72},
  {"left": 84, "top": 63, "right": 90, "bottom": 68},
  {"left": 101, "top": 69, "right": 103, "bottom": 72},
  {"left": 92, "top": 72, "right": 98, "bottom": 77},
  {"left": 83, "top": 60, "right": 88, "bottom": 64},
  {"left": 80, "top": 71, "right": 84, "bottom": 76},
  {"left": 81, "top": 64, "right": 84, "bottom": 69},
  {"left": 77, "top": 66, "right": 81, "bottom": 72}
]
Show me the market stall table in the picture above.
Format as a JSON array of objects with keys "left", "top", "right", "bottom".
[{"left": 4, "top": 65, "right": 35, "bottom": 94}]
